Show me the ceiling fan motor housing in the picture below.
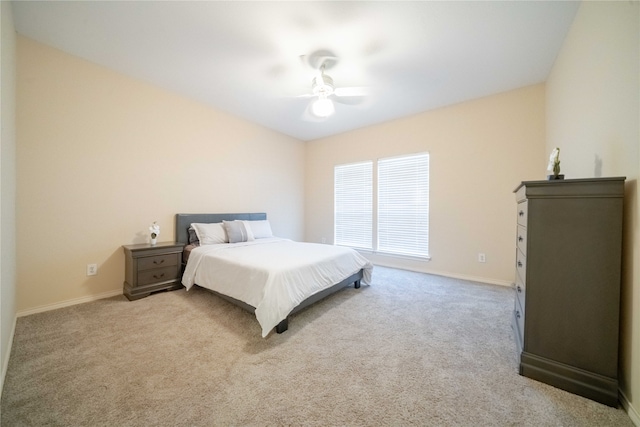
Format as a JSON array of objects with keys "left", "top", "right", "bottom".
[{"left": 312, "top": 74, "right": 334, "bottom": 97}]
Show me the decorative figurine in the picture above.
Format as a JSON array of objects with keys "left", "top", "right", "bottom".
[
  {"left": 547, "top": 147, "right": 564, "bottom": 180},
  {"left": 149, "top": 221, "right": 160, "bottom": 245}
]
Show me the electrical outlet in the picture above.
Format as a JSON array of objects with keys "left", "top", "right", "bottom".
[
  {"left": 87, "top": 263, "right": 98, "bottom": 276},
  {"left": 478, "top": 253, "right": 486, "bottom": 263}
]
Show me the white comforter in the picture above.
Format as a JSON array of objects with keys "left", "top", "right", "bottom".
[{"left": 182, "top": 238, "right": 373, "bottom": 337}]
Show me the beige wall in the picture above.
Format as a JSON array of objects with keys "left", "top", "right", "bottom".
[
  {"left": 305, "top": 84, "right": 546, "bottom": 285},
  {"left": 1, "top": 1, "right": 17, "bottom": 391},
  {"left": 16, "top": 37, "right": 305, "bottom": 313},
  {"left": 546, "top": 0, "right": 639, "bottom": 422},
  {"left": 12, "top": 3, "right": 640, "bottom": 420}
]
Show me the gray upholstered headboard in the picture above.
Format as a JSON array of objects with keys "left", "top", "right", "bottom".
[{"left": 175, "top": 213, "right": 267, "bottom": 245}]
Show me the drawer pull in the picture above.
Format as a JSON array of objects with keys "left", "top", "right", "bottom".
[
  {"left": 519, "top": 210, "right": 524, "bottom": 217},
  {"left": 517, "top": 285, "right": 522, "bottom": 293},
  {"left": 516, "top": 310, "right": 521, "bottom": 319},
  {"left": 517, "top": 261, "right": 523, "bottom": 267},
  {"left": 153, "top": 273, "right": 166, "bottom": 280},
  {"left": 153, "top": 259, "right": 165, "bottom": 265},
  {"left": 518, "top": 236, "right": 524, "bottom": 242}
]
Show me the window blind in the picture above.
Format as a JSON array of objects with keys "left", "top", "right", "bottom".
[
  {"left": 334, "top": 161, "right": 373, "bottom": 249},
  {"left": 377, "top": 153, "right": 430, "bottom": 257}
]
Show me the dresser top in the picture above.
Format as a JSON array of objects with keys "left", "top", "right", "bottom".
[{"left": 515, "top": 177, "right": 626, "bottom": 201}]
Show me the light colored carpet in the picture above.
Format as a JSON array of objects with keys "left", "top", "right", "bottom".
[{"left": 1, "top": 266, "right": 633, "bottom": 426}]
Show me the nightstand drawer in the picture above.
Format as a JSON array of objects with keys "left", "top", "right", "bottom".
[
  {"left": 138, "top": 265, "right": 180, "bottom": 286},
  {"left": 138, "top": 253, "right": 179, "bottom": 271}
]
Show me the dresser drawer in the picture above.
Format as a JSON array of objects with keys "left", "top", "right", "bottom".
[
  {"left": 517, "top": 201, "right": 528, "bottom": 226},
  {"left": 138, "top": 265, "right": 181, "bottom": 286},
  {"left": 138, "top": 253, "right": 179, "bottom": 271},
  {"left": 516, "top": 249, "right": 526, "bottom": 281},
  {"left": 514, "top": 295, "right": 525, "bottom": 347},
  {"left": 515, "top": 272, "right": 525, "bottom": 316},
  {"left": 516, "top": 225, "right": 527, "bottom": 256}
]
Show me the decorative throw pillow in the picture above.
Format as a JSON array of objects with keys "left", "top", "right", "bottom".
[
  {"left": 241, "top": 221, "right": 255, "bottom": 241},
  {"left": 187, "top": 227, "right": 200, "bottom": 246},
  {"left": 223, "top": 220, "right": 254, "bottom": 243},
  {"left": 191, "top": 222, "right": 228, "bottom": 245},
  {"left": 247, "top": 220, "right": 273, "bottom": 239}
]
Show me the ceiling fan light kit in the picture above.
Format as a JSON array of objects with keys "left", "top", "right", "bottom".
[
  {"left": 311, "top": 96, "right": 335, "bottom": 118},
  {"left": 310, "top": 69, "right": 336, "bottom": 117},
  {"left": 298, "top": 50, "right": 368, "bottom": 120}
]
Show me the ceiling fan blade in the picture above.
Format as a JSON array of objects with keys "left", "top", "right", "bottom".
[
  {"left": 331, "top": 94, "right": 366, "bottom": 106},
  {"left": 334, "top": 87, "right": 369, "bottom": 97}
]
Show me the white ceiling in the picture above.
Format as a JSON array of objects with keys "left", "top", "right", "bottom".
[{"left": 11, "top": 1, "right": 579, "bottom": 141}]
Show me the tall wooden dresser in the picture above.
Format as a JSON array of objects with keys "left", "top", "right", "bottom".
[{"left": 512, "top": 177, "right": 625, "bottom": 407}]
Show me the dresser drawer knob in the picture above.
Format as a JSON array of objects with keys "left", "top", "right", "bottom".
[
  {"left": 153, "top": 259, "right": 165, "bottom": 265},
  {"left": 519, "top": 210, "right": 524, "bottom": 217},
  {"left": 153, "top": 273, "right": 166, "bottom": 280},
  {"left": 518, "top": 236, "right": 524, "bottom": 242},
  {"left": 516, "top": 310, "right": 521, "bottom": 319},
  {"left": 517, "top": 285, "right": 522, "bottom": 293},
  {"left": 517, "top": 261, "right": 523, "bottom": 268}
]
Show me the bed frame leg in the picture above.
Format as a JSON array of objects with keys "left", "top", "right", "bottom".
[
  {"left": 276, "top": 318, "right": 289, "bottom": 334},
  {"left": 354, "top": 280, "right": 361, "bottom": 289}
]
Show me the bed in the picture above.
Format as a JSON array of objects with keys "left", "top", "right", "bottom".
[{"left": 176, "top": 213, "right": 373, "bottom": 337}]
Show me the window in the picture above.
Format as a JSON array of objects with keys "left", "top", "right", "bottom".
[
  {"left": 334, "top": 153, "right": 430, "bottom": 258},
  {"left": 334, "top": 161, "right": 373, "bottom": 249},
  {"left": 378, "top": 153, "right": 430, "bottom": 258}
]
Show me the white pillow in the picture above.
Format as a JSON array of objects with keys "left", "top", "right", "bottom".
[
  {"left": 247, "top": 220, "right": 273, "bottom": 239},
  {"left": 191, "top": 222, "right": 228, "bottom": 245}
]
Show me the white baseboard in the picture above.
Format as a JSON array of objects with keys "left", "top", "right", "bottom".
[
  {"left": 371, "top": 260, "right": 513, "bottom": 288},
  {"left": 429, "top": 270, "right": 513, "bottom": 288},
  {"left": 17, "top": 289, "right": 123, "bottom": 318},
  {"left": 1, "top": 314, "right": 17, "bottom": 398},
  {"left": 620, "top": 389, "right": 640, "bottom": 426}
]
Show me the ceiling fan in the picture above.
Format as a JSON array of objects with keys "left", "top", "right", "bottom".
[{"left": 297, "top": 50, "right": 368, "bottom": 120}]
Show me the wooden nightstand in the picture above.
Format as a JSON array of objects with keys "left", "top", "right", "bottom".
[{"left": 122, "top": 242, "right": 185, "bottom": 300}]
